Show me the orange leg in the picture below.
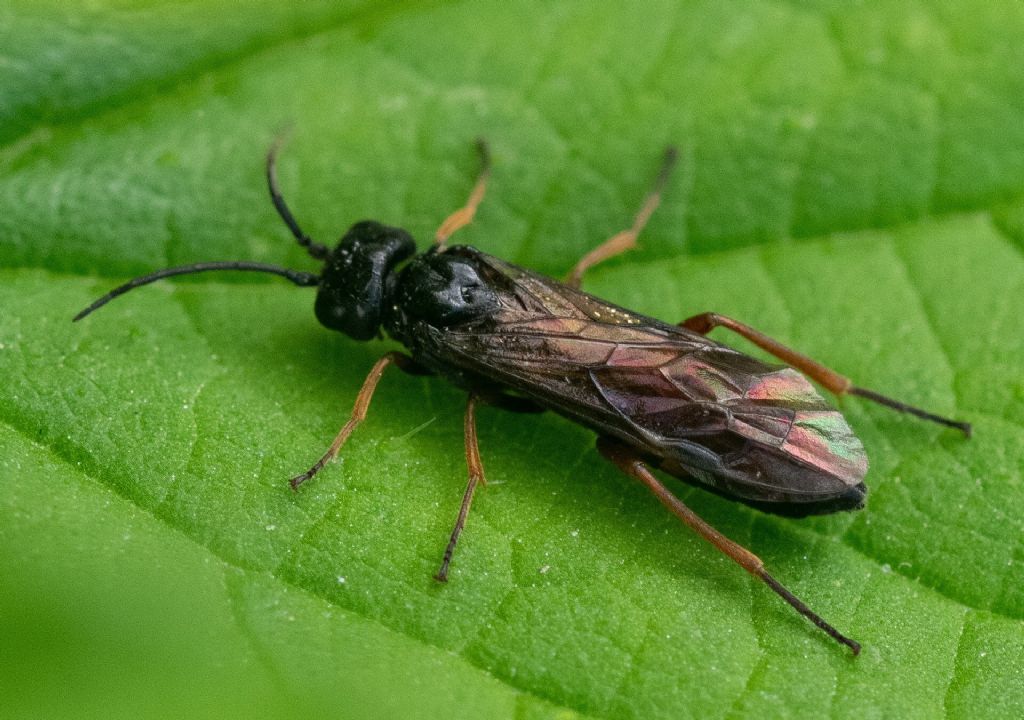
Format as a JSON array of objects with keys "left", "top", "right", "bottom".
[
  {"left": 565, "top": 147, "right": 678, "bottom": 289},
  {"left": 598, "top": 437, "right": 860, "bottom": 655},
  {"left": 435, "top": 393, "right": 487, "bottom": 582},
  {"left": 434, "top": 139, "right": 492, "bottom": 248},
  {"left": 681, "top": 312, "right": 972, "bottom": 436},
  {"left": 289, "top": 351, "right": 418, "bottom": 490}
]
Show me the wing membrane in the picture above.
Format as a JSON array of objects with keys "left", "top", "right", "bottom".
[{"left": 424, "top": 249, "right": 868, "bottom": 508}]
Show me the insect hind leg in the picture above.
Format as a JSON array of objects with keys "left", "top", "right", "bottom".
[
  {"left": 596, "top": 437, "right": 861, "bottom": 655},
  {"left": 565, "top": 146, "right": 678, "bottom": 289},
  {"left": 681, "top": 312, "right": 971, "bottom": 436}
]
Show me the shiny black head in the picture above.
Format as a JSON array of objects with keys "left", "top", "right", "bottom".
[{"left": 314, "top": 221, "right": 415, "bottom": 339}]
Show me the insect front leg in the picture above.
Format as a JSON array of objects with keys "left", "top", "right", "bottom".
[
  {"left": 289, "top": 351, "right": 425, "bottom": 490},
  {"left": 565, "top": 146, "right": 678, "bottom": 289},
  {"left": 596, "top": 437, "right": 861, "bottom": 655},
  {"left": 681, "top": 312, "right": 971, "bottom": 436},
  {"left": 435, "top": 393, "right": 487, "bottom": 582},
  {"left": 434, "top": 139, "right": 492, "bottom": 248}
]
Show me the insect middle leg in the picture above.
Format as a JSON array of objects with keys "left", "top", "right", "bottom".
[
  {"left": 565, "top": 146, "right": 678, "bottom": 289},
  {"left": 596, "top": 437, "right": 861, "bottom": 654},
  {"left": 435, "top": 393, "right": 487, "bottom": 582},
  {"left": 434, "top": 139, "right": 492, "bottom": 248},
  {"left": 289, "top": 351, "right": 425, "bottom": 490},
  {"left": 681, "top": 312, "right": 972, "bottom": 435}
]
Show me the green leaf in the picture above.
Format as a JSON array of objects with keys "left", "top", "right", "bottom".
[{"left": 2, "top": 2, "right": 1024, "bottom": 718}]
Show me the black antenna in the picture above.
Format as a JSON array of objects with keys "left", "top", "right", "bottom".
[
  {"left": 73, "top": 261, "right": 319, "bottom": 321},
  {"left": 267, "top": 134, "right": 329, "bottom": 260}
]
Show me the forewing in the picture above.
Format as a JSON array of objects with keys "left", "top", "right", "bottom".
[
  {"left": 590, "top": 356, "right": 868, "bottom": 504},
  {"left": 431, "top": 249, "right": 868, "bottom": 503}
]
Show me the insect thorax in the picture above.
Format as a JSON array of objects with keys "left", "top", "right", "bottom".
[{"left": 383, "top": 247, "right": 501, "bottom": 346}]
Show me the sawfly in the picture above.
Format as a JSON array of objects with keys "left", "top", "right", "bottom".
[{"left": 75, "top": 138, "right": 971, "bottom": 655}]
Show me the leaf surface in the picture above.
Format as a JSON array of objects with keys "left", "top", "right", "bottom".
[{"left": 2, "top": 2, "right": 1024, "bottom": 718}]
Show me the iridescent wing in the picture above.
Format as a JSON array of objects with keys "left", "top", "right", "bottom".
[{"left": 426, "top": 248, "right": 868, "bottom": 514}]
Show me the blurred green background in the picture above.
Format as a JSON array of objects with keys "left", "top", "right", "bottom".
[{"left": 2, "top": 2, "right": 1023, "bottom": 718}]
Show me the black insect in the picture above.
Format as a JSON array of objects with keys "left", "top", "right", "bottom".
[{"left": 75, "top": 138, "right": 971, "bottom": 655}]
